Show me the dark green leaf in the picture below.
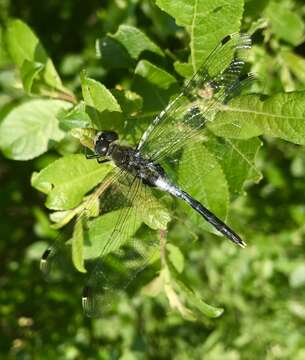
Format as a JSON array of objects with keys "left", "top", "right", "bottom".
[
  {"left": 111, "top": 24, "right": 163, "bottom": 59},
  {"left": 112, "top": 88, "right": 143, "bottom": 115},
  {"left": 135, "top": 60, "right": 177, "bottom": 89},
  {"left": 96, "top": 36, "right": 133, "bottom": 69}
]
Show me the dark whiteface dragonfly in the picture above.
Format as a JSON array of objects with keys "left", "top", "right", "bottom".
[{"left": 41, "top": 33, "right": 252, "bottom": 317}]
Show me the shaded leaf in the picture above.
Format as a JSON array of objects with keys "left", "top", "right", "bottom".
[
  {"left": 135, "top": 60, "right": 177, "bottom": 89},
  {"left": 95, "top": 36, "right": 133, "bottom": 69},
  {"left": 112, "top": 88, "right": 143, "bottom": 115},
  {"left": 111, "top": 24, "right": 163, "bottom": 59}
]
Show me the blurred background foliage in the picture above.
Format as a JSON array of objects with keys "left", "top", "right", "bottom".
[{"left": 1, "top": 0, "right": 305, "bottom": 359}]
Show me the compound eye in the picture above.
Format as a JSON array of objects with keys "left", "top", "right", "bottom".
[
  {"left": 95, "top": 138, "right": 109, "bottom": 156},
  {"left": 103, "top": 131, "right": 118, "bottom": 142}
]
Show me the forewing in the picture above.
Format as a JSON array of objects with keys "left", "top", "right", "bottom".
[
  {"left": 82, "top": 176, "right": 160, "bottom": 318},
  {"left": 137, "top": 33, "right": 252, "bottom": 162}
]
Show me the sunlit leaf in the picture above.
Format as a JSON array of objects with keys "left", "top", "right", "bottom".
[
  {"left": 0, "top": 99, "right": 71, "bottom": 160},
  {"left": 72, "top": 217, "right": 86, "bottom": 273},
  {"left": 81, "top": 71, "right": 121, "bottom": 113},
  {"left": 156, "top": 0, "right": 244, "bottom": 73},
  {"left": 210, "top": 92, "right": 305, "bottom": 145},
  {"left": 31, "top": 154, "right": 113, "bottom": 210},
  {"left": 5, "top": 19, "right": 65, "bottom": 92},
  {"left": 178, "top": 142, "right": 230, "bottom": 231}
]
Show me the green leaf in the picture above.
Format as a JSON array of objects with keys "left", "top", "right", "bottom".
[
  {"left": 173, "top": 61, "right": 194, "bottom": 78},
  {"left": 210, "top": 92, "right": 305, "bottom": 145},
  {"left": 80, "top": 72, "right": 124, "bottom": 131},
  {"left": 0, "top": 26, "right": 11, "bottom": 67},
  {"left": 111, "top": 24, "right": 163, "bottom": 59},
  {"left": 112, "top": 88, "right": 143, "bottom": 115},
  {"left": 137, "top": 190, "right": 171, "bottom": 230},
  {"left": 70, "top": 127, "right": 96, "bottom": 151},
  {"left": 290, "top": 264, "right": 305, "bottom": 288},
  {"left": 20, "top": 60, "right": 44, "bottom": 93},
  {"left": 156, "top": 0, "right": 244, "bottom": 73},
  {"left": 135, "top": 60, "right": 177, "bottom": 89},
  {"left": 265, "top": 1, "right": 305, "bottom": 46},
  {"left": 281, "top": 51, "right": 305, "bottom": 84},
  {"left": 5, "top": 19, "right": 64, "bottom": 91},
  {"left": 59, "top": 101, "right": 92, "bottom": 131},
  {"left": 163, "top": 269, "right": 196, "bottom": 321},
  {"left": 96, "top": 37, "right": 134, "bottom": 69},
  {"left": 31, "top": 154, "right": 113, "bottom": 210},
  {"left": 163, "top": 264, "right": 223, "bottom": 320},
  {"left": 166, "top": 243, "right": 184, "bottom": 273},
  {"left": 205, "top": 134, "right": 262, "bottom": 195},
  {"left": 0, "top": 99, "right": 71, "bottom": 160},
  {"left": 84, "top": 208, "right": 142, "bottom": 259},
  {"left": 72, "top": 217, "right": 86, "bottom": 273},
  {"left": 175, "top": 277, "right": 224, "bottom": 318},
  {"left": 81, "top": 71, "right": 121, "bottom": 113},
  {"left": 178, "top": 142, "right": 230, "bottom": 231}
]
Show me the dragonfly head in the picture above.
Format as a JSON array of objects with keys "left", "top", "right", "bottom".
[{"left": 94, "top": 131, "right": 118, "bottom": 156}]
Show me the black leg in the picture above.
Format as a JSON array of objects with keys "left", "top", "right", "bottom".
[
  {"left": 97, "top": 159, "right": 110, "bottom": 164},
  {"left": 84, "top": 146, "right": 98, "bottom": 159}
]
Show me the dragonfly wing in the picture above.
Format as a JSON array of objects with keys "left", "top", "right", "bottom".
[
  {"left": 137, "top": 33, "right": 252, "bottom": 162},
  {"left": 40, "top": 167, "right": 124, "bottom": 279},
  {"left": 82, "top": 176, "right": 160, "bottom": 318}
]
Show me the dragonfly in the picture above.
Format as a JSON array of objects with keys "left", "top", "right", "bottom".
[{"left": 41, "top": 33, "right": 252, "bottom": 317}]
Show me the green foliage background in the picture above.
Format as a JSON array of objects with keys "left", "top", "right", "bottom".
[{"left": 1, "top": 0, "right": 305, "bottom": 358}]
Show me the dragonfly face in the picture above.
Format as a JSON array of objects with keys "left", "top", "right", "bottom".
[{"left": 94, "top": 131, "right": 118, "bottom": 157}]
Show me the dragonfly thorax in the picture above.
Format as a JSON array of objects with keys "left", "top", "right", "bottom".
[{"left": 110, "top": 144, "right": 165, "bottom": 187}]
